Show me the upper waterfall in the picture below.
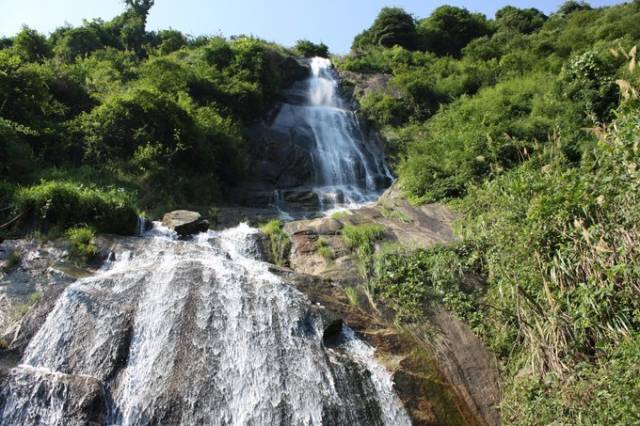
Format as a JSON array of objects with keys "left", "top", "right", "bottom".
[{"left": 268, "top": 57, "right": 392, "bottom": 214}]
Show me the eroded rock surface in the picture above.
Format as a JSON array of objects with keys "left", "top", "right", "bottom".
[
  {"left": 277, "top": 183, "right": 501, "bottom": 426},
  {"left": 283, "top": 183, "right": 458, "bottom": 284},
  {"left": 162, "top": 210, "right": 209, "bottom": 236}
]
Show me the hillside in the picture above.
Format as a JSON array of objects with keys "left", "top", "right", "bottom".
[{"left": 336, "top": 2, "right": 640, "bottom": 424}]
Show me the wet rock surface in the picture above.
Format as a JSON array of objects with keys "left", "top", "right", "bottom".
[
  {"left": 0, "top": 227, "right": 413, "bottom": 425},
  {"left": 0, "top": 366, "right": 107, "bottom": 426}
]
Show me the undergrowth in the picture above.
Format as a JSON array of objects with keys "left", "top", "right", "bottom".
[{"left": 260, "top": 219, "right": 290, "bottom": 267}]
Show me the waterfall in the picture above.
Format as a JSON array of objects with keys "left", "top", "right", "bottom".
[
  {"left": 0, "top": 224, "right": 411, "bottom": 426},
  {"left": 272, "top": 57, "right": 392, "bottom": 213}
]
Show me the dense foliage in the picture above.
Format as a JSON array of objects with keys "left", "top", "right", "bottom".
[
  {"left": 339, "top": 1, "right": 640, "bottom": 423},
  {"left": 0, "top": 1, "right": 309, "bottom": 235}
]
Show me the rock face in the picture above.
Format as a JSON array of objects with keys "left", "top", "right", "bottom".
[
  {"left": 0, "top": 366, "right": 106, "bottom": 426},
  {"left": 0, "top": 239, "right": 93, "bottom": 333},
  {"left": 162, "top": 210, "right": 209, "bottom": 236},
  {"left": 283, "top": 182, "right": 458, "bottom": 284},
  {"left": 278, "top": 184, "right": 502, "bottom": 425}
]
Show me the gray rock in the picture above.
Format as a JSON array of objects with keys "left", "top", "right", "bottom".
[
  {"left": 162, "top": 210, "right": 209, "bottom": 236},
  {"left": 0, "top": 366, "right": 106, "bottom": 426}
]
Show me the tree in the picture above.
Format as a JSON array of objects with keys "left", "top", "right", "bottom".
[
  {"left": 294, "top": 40, "right": 329, "bottom": 58},
  {"left": 13, "top": 26, "right": 51, "bottom": 62},
  {"left": 352, "top": 7, "right": 418, "bottom": 51},
  {"left": 558, "top": 1, "right": 592, "bottom": 15},
  {"left": 123, "top": 0, "right": 155, "bottom": 22},
  {"left": 53, "top": 27, "right": 104, "bottom": 61},
  {"left": 418, "top": 6, "right": 491, "bottom": 57},
  {"left": 495, "top": 6, "right": 547, "bottom": 34}
]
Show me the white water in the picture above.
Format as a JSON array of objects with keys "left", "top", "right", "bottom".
[
  {"left": 0, "top": 224, "right": 411, "bottom": 426},
  {"left": 272, "top": 57, "right": 393, "bottom": 213}
]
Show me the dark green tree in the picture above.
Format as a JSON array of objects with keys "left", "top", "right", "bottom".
[
  {"left": 12, "top": 26, "right": 51, "bottom": 62},
  {"left": 53, "top": 27, "right": 104, "bottom": 61},
  {"left": 418, "top": 6, "right": 491, "bottom": 57},
  {"left": 123, "top": 0, "right": 155, "bottom": 22},
  {"left": 352, "top": 7, "right": 418, "bottom": 50},
  {"left": 558, "top": 1, "right": 592, "bottom": 15},
  {"left": 294, "top": 40, "right": 329, "bottom": 58},
  {"left": 495, "top": 6, "right": 547, "bottom": 34}
]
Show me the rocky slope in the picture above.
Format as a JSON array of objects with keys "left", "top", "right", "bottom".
[{"left": 275, "top": 184, "right": 501, "bottom": 425}]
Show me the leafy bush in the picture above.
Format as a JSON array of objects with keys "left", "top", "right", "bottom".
[
  {"left": 352, "top": 7, "right": 418, "bottom": 51},
  {"left": 294, "top": 40, "right": 328, "bottom": 58},
  {"left": 495, "top": 6, "right": 547, "bottom": 34},
  {"left": 1, "top": 249, "right": 23, "bottom": 273},
  {"left": 342, "top": 224, "right": 385, "bottom": 255},
  {"left": 260, "top": 220, "right": 290, "bottom": 267},
  {"left": 66, "top": 226, "right": 98, "bottom": 262},
  {"left": 372, "top": 244, "right": 482, "bottom": 323},
  {"left": 14, "top": 181, "right": 138, "bottom": 235},
  {"left": 417, "top": 6, "right": 492, "bottom": 57},
  {"left": 315, "top": 237, "right": 334, "bottom": 261}
]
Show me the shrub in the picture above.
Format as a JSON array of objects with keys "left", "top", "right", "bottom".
[
  {"left": 294, "top": 40, "right": 329, "bottom": 58},
  {"left": 1, "top": 249, "right": 23, "bottom": 272},
  {"left": 14, "top": 181, "right": 138, "bottom": 235},
  {"left": 315, "top": 237, "right": 334, "bottom": 261},
  {"left": 417, "top": 6, "right": 492, "bottom": 57},
  {"left": 352, "top": 7, "right": 418, "bottom": 51},
  {"left": 260, "top": 220, "right": 290, "bottom": 267},
  {"left": 342, "top": 224, "right": 385, "bottom": 254},
  {"left": 66, "top": 226, "right": 98, "bottom": 262}
]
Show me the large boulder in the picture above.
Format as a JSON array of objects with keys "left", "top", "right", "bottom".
[{"left": 162, "top": 210, "right": 209, "bottom": 237}]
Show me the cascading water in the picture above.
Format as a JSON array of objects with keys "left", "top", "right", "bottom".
[
  {"left": 0, "top": 224, "right": 411, "bottom": 426},
  {"left": 271, "top": 57, "right": 392, "bottom": 213}
]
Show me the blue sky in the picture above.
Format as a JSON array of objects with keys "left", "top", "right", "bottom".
[{"left": 0, "top": 0, "right": 626, "bottom": 53}]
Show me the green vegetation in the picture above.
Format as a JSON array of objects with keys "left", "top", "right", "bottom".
[
  {"left": 379, "top": 205, "right": 412, "bottom": 223},
  {"left": 14, "top": 181, "right": 138, "bottom": 235},
  {"left": 315, "top": 237, "right": 334, "bottom": 261},
  {"left": 260, "top": 219, "right": 290, "bottom": 267},
  {"left": 341, "top": 1, "right": 640, "bottom": 422},
  {"left": 344, "top": 286, "right": 360, "bottom": 307},
  {"left": 10, "top": 291, "right": 42, "bottom": 322},
  {"left": 0, "top": 0, "right": 316, "bottom": 236},
  {"left": 66, "top": 226, "right": 98, "bottom": 262},
  {"left": 342, "top": 223, "right": 385, "bottom": 256},
  {"left": 329, "top": 210, "right": 351, "bottom": 220},
  {"left": 1, "top": 249, "right": 23, "bottom": 272},
  {"left": 294, "top": 40, "right": 329, "bottom": 58},
  {"left": 342, "top": 223, "right": 386, "bottom": 279}
]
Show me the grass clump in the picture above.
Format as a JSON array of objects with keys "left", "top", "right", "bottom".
[
  {"left": 342, "top": 223, "right": 386, "bottom": 279},
  {"left": 330, "top": 210, "right": 351, "bottom": 220},
  {"left": 380, "top": 205, "right": 412, "bottom": 223},
  {"left": 10, "top": 291, "right": 42, "bottom": 322},
  {"left": 1, "top": 249, "right": 23, "bottom": 272},
  {"left": 342, "top": 223, "right": 386, "bottom": 254},
  {"left": 260, "top": 219, "right": 290, "bottom": 267},
  {"left": 344, "top": 286, "right": 360, "bottom": 307},
  {"left": 66, "top": 225, "right": 98, "bottom": 263},
  {"left": 315, "top": 237, "right": 334, "bottom": 261},
  {"left": 14, "top": 181, "right": 138, "bottom": 235}
]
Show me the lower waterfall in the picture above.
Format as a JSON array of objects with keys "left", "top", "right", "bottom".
[{"left": 0, "top": 223, "right": 411, "bottom": 426}]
